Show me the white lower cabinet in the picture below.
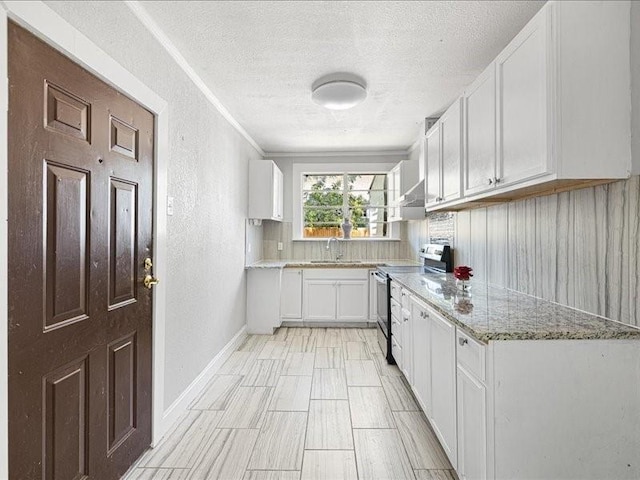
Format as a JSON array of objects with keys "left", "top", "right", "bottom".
[
  {"left": 410, "top": 295, "right": 431, "bottom": 417},
  {"left": 302, "top": 269, "right": 368, "bottom": 322},
  {"left": 456, "top": 365, "right": 487, "bottom": 480},
  {"left": 280, "top": 268, "right": 302, "bottom": 319},
  {"left": 429, "top": 307, "right": 458, "bottom": 469}
]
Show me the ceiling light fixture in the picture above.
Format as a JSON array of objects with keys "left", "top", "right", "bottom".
[{"left": 311, "top": 73, "right": 367, "bottom": 110}]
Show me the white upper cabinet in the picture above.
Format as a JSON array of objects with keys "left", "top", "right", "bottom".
[
  {"left": 440, "top": 98, "right": 463, "bottom": 202},
  {"left": 427, "top": 1, "right": 632, "bottom": 211},
  {"left": 496, "top": 7, "right": 550, "bottom": 187},
  {"left": 388, "top": 160, "right": 424, "bottom": 221},
  {"left": 425, "top": 123, "right": 441, "bottom": 207},
  {"left": 464, "top": 64, "right": 496, "bottom": 197},
  {"left": 248, "top": 160, "right": 284, "bottom": 221}
]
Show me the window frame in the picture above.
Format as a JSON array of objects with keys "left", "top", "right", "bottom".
[{"left": 292, "top": 162, "right": 401, "bottom": 241}]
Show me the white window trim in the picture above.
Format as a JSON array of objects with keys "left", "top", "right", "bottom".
[{"left": 292, "top": 162, "right": 400, "bottom": 241}]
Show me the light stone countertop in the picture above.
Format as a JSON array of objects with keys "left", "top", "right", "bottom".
[
  {"left": 245, "top": 259, "right": 421, "bottom": 269},
  {"left": 390, "top": 272, "right": 640, "bottom": 343}
]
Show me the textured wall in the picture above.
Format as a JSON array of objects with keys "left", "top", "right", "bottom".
[{"left": 44, "top": 1, "right": 262, "bottom": 407}]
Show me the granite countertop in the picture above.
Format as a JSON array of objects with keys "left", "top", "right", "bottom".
[
  {"left": 246, "top": 259, "right": 421, "bottom": 269},
  {"left": 390, "top": 272, "right": 640, "bottom": 343}
]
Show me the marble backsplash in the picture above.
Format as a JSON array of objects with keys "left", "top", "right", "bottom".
[{"left": 262, "top": 221, "right": 412, "bottom": 261}]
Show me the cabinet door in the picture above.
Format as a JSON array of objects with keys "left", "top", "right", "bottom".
[
  {"left": 457, "top": 365, "right": 487, "bottom": 480},
  {"left": 281, "top": 269, "right": 302, "bottom": 319},
  {"left": 430, "top": 310, "right": 458, "bottom": 468},
  {"left": 401, "top": 307, "right": 413, "bottom": 383},
  {"left": 303, "top": 280, "right": 336, "bottom": 321},
  {"left": 425, "top": 124, "right": 441, "bottom": 206},
  {"left": 272, "top": 165, "right": 284, "bottom": 220},
  {"left": 464, "top": 65, "right": 497, "bottom": 196},
  {"left": 387, "top": 165, "right": 401, "bottom": 221},
  {"left": 369, "top": 270, "right": 378, "bottom": 321},
  {"left": 336, "top": 280, "right": 368, "bottom": 321},
  {"left": 440, "top": 98, "right": 462, "bottom": 202},
  {"left": 496, "top": 8, "right": 550, "bottom": 187},
  {"left": 411, "top": 298, "right": 431, "bottom": 416}
]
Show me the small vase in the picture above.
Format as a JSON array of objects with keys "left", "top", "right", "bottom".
[
  {"left": 342, "top": 220, "right": 352, "bottom": 239},
  {"left": 456, "top": 278, "right": 471, "bottom": 293}
]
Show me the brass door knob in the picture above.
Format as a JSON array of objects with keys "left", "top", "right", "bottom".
[{"left": 144, "top": 274, "right": 160, "bottom": 289}]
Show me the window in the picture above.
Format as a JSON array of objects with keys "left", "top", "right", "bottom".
[{"left": 301, "top": 173, "right": 390, "bottom": 239}]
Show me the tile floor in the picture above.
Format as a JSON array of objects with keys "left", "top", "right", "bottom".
[{"left": 126, "top": 327, "right": 455, "bottom": 480}]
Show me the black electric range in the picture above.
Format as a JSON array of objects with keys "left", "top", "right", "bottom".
[{"left": 374, "top": 244, "right": 453, "bottom": 363}]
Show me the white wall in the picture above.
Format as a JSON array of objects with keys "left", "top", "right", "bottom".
[
  {"left": 632, "top": 2, "right": 640, "bottom": 174},
  {"left": 43, "top": 1, "right": 262, "bottom": 407}
]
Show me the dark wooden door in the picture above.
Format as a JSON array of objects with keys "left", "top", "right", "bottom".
[{"left": 8, "top": 22, "right": 155, "bottom": 480}]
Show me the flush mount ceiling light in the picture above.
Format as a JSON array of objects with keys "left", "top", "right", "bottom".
[{"left": 311, "top": 73, "right": 367, "bottom": 110}]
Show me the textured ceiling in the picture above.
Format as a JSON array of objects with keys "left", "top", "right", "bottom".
[{"left": 138, "top": 1, "right": 545, "bottom": 153}]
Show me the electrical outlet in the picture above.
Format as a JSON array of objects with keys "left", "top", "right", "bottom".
[
  {"left": 167, "top": 196, "right": 174, "bottom": 216},
  {"left": 277, "top": 242, "right": 284, "bottom": 251}
]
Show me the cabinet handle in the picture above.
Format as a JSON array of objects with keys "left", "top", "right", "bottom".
[
  {"left": 494, "top": 177, "right": 501, "bottom": 184},
  {"left": 458, "top": 337, "right": 468, "bottom": 346},
  {"left": 488, "top": 178, "right": 494, "bottom": 185}
]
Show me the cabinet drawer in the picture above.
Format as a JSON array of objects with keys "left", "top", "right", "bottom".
[
  {"left": 392, "top": 337, "right": 402, "bottom": 367},
  {"left": 456, "top": 328, "right": 485, "bottom": 381},
  {"left": 390, "top": 282, "right": 401, "bottom": 300},
  {"left": 390, "top": 298, "right": 401, "bottom": 320}
]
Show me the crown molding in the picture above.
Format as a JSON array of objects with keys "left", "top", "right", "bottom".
[
  {"left": 124, "top": 1, "right": 265, "bottom": 156},
  {"left": 265, "top": 149, "right": 410, "bottom": 159}
]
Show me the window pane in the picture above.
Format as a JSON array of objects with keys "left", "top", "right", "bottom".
[
  {"left": 303, "top": 225, "right": 343, "bottom": 238},
  {"left": 347, "top": 174, "right": 387, "bottom": 191},
  {"left": 303, "top": 190, "right": 344, "bottom": 207},
  {"left": 303, "top": 207, "right": 343, "bottom": 226},
  {"left": 303, "top": 175, "right": 343, "bottom": 192}
]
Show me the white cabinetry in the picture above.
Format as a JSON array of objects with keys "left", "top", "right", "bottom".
[
  {"left": 496, "top": 8, "right": 550, "bottom": 187},
  {"left": 410, "top": 295, "right": 431, "bottom": 417},
  {"left": 369, "top": 270, "right": 378, "bottom": 322},
  {"left": 303, "top": 269, "right": 368, "bottom": 322},
  {"left": 400, "top": 289, "right": 413, "bottom": 383},
  {"left": 425, "top": 123, "right": 440, "bottom": 208},
  {"left": 429, "top": 306, "right": 458, "bottom": 469},
  {"left": 456, "top": 331, "right": 487, "bottom": 480},
  {"left": 248, "top": 160, "right": 284, "bottom": 221},
  {"left": 388, "top": 161, "right": 424, "bottom": 221},
  {"left": 246, "top": 268, "right": 282, "bottom": 334},
  {"left": 280, "top": 268, "right": 302, "bottom": 320},
  {"left": 427, "top": 1, "right": 633, "bottom": 211},
  {"left": 464, "top": 64, "right": 497, "bottom": 197}
]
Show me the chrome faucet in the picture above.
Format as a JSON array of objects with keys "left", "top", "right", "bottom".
[{"left": 326, "top": 237, "right": 343, "bottom": 261}]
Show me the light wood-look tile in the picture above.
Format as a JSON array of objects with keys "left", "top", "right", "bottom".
[
  {"left": 283, "top": 352, "right": 315, "bottom": 375},
  {"left": 311, "top": 369, "right": 348, "bottom": 400},
  {"left": 289, "top": 336, "right": 317, "bottom": 353},
  {"left": 125, "top": 468, "right": 190, "bottom": 479},
  {"left": 344, "top": 341, "right": 370, "bottom": 360},
  {"left": 371, "top": 351, "right": 404, "bottom": 377},
  {"left": 340, "top": 328, "right": 364, "bottom": 342},
  {"left": 317, "top": 329, "right": 342, "bottom": 347},
  {"left": 348, "top": 387, "right": 395, "bottom": 428},
  {"left": 257, "top": 341, "right": 289, "bottom": 360},
  {"left": 237, "top": 334, "right": 270, "bottom": 352},
  {"left": 393, "top": 412, "right": 451, "bottom": 469},
  {"left": 301, "top": 450, "right": 358, "bottom": 480},
  {"left": 242, "top": 359, "right": 284, "bottom": 387},
  {"left": 272, "top": 327, "right": 290, "bottom": 341},
  {"left": 345, "top": 359, "right": 381, "bottom": 386},
  {"left": 353, "top": 429, "right": 415, "bottom": 480},
  {"left": 315, "top": 347, "right": 344, "bottom": 368},
  {"left": 269, "top": 375, "right": 312, "bottom": 411},
  {"left": 190, "top": 374, "right": 243, "bottom": 410},
  {"left": 381, "top": 376, "right": 419, "bottom": 411},
  {"left": 305, "top": 400, "right": 353, "bottom": 450},
  {"left": 138, "top": 410, "right": 223, "bottom": 468},
  {"left": 188, "top": 429, "right": 259, "bottom": 479},
  {"left": 243, "top": 471, "right": 301, "bottom": 480},
  {"left": 290, "top": 327, "right": 312, "bottom": 336},
  {"left": 217, "top": 386, "right": 272, "bottom": 428},
  {"left": 218, "top": 351, "right": 256, "bottom": 375},
  {"left": 248, "top": 411, "right": 307, "bottom": 470},
  {"left": 414, "top": 470, "right": 456, "bottom": 480}
]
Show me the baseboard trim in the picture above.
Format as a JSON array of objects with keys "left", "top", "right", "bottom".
[{"left": 159, "top": 325, "right": 247, "bottom": 439}]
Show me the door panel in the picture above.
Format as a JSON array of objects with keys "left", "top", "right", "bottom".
[{"left": 8, "top": 22, "right": 154, "bottom": 480}]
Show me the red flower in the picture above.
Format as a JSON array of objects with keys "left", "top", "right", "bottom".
[{"left": 454, "top": 265, "right": 474, "bottom": 281}]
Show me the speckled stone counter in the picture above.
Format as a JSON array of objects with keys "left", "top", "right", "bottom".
[
  {"left": 391, "top": 272, "right": 640, "bottom": 343},
  {"left": 245, "top": 259, "right": 421, "bottom": 269}
]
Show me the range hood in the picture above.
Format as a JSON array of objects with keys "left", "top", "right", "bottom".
[{"left": 398, "top": 179, "right": 425, "bottom": 207}]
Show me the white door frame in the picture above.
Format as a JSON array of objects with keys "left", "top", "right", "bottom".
[{"left": 0, "top": 2, "right": 170, "bottom": 476}]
